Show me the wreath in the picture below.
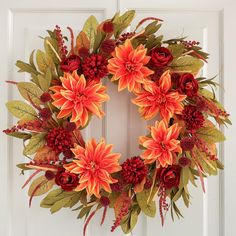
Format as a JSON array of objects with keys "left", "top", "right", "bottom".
[{"left": 4, "top": 10, "right": 231, "bottom": 235}]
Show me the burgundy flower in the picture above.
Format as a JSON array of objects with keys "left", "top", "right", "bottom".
[
  {"left": 178, "top": 157, "right": 191, "bottom": 167},
  {"left": 182, "top": 105, "right": 204, "bottom": 131},
  {"left": 150, "top": 47, "right": 173, "bottom": 67},
  {"left": 60, "top": 55, "right": 81, "bottom": 72},
  {"left": 102, "top": 21, "right": 114, "bottom": 33},
  {"left": 82, "top": 54, "right": 108, "bottom": 82},
  {"left": 180, "top": 137, "right": 195, "bottom": 151},
  {"left": 121, "top": 156, "right": 147, "bottom": 185},
  {"left": 178, "top": 73, "right": 199, "bottom": 97},
  {"left": 101, "top": 39, "right": 116, "bottom": 54},
  {"left": 157, "top": 165, "right": 181, "bottom": 189},
  {"left": 55, "top": 169, "right": 79, "bottom": 191},
  {"left": 46, "top": 127, "right": 73, "bottom": 153},
  {"left": 40, "top": 92, "right": 52, "bottom": 103}
]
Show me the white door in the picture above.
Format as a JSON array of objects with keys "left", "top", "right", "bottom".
[{"left": 1, "top": 0, "right": 236, "bottom": 236}]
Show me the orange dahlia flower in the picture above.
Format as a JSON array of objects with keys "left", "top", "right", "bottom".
[
  {"left": 50, "top": 71, "right": 109, "bottom": 127},
  {"left": 132, "top": 70, "right": 186, "bottom": 121},
  {"left": 139, "top": 120, "right": 182, "bottom": 167},
  {"left": 64, "top": 138, "right": 121, "bottom": 198},
  {"left": 107, "top": 39, "right": 153, "bottom": 92}
]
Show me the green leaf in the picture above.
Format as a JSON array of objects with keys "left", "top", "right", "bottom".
[
  {"left": 40, "top": 189, "right": 80, "bottom": 213},
  {"left": 29, "top": 50, "right": 36, "bottom": 69},
  {"left": 145, "top": 21, "right": 162, "bottom": 35},
  {"left": 170, "top": 55, "right": 204, "bottom": 74},
  {"left": 196, "top": 126, "right": 226, "bottom": 143},
  {"left": 121, "top": 206, "right": 139, "bottom": 234},
  {"left": 23, "top": 133, "right": 46, "bottom": 155},
  {"left": 50, "top": 197, "right": 71, "bottom": 214},
  {"left": 36, "top": 50, "right": 55, "bottom": 73},
  {"left": 16, "top": 60, "right": 38, "bottom": 75},
  {"left": 44, "top": 37, "right": 60, "bottom": 64},
  {"left": 172, "top": 188, "right": 183, "bottom": 202},
  {"left": 6, "top": 100, "right": 37, "bottom": 121},
  {"left": 179, "top": 167, "right": 190, "bottom": 188},
  {"left": 28, "top": 175, "right": 54, "bottom": 197},
  {"left": 82, "top": 15, "right": 98, "bottom": 49},
  {"left": 40, "top": 189, "right": 65, "bottom": 207},
  {"left": 168, "top": 44, "right": 185, "bottom": 58},
  {"left": 6, "top": 132, "right": 31, "bottom": 140},
  {"left": 37, "top": 68, "right": 52, "bottom": 91},
  {"left": 182, "top": 188, "right": 190, "bottom": 207},
  {"left": 78, "top": 206, "right": 93, "bottom": 219},
  {"left": 93, "top": 28, "right": 105, "bottom": 52},
  {"left": 17, "top": 163, "right": 31, "bottom": 170},
  {"left": 17, "top": 82, "right": 43, "bottom": 105},
  {"left": 136, "top": 190, "right": 156, "bottom": 217},
  {"left": 113, "top": 10, "right": 135, "bottom": 38}
]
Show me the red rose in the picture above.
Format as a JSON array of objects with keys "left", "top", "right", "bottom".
[
  {"left": 178, "top": 73, "right": 199, "bottom": 97},
  {"left": 55, "top": 169, "right": 79, "bottom": 191},
  {"left": 150, "top": 47, "right": 173, "bottom": 67},
  {"left": 157, "top": 165, "right": 181, "bottom": 189},
  {"left": 60, "top": 55, "right": 81, "bottom": 72}
]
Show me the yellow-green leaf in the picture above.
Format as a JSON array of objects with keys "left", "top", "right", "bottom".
[
  {"left": 36, "top": 50, "right": 55, "bottom": 73},
  {"left": 82, "top": 15, "right": 98, "bottom": 49},
  {"left": 23, "top": 133, "right": 46, "bottom": 155},
  {"left": 17, "top": 82, "right": 43, "bottom": 105},
  {"left": 136, "top": 190, "right": 156, "bottom": 217},
  {"left": 28, "top": 175, "right": 54, "bottom": 197},
  {"left": 170, "top": 55, "right": 204, "bottom": 75},
  {"left": 196, "top": 126, "right": 226, "bottom": 143},
  {"left": 7, "top": 132, "right": 31, "bottom": 140},
  {"left": 168, "top": 44, "right": 185, "bottom": 58},
  {"left": 113, "top": 10, "right": 135, "bottom": 38},
  {"left": 16, "top": 60, "right": 38, "bottom": 75},
  {"left": 6, "top": 100, "right": 37, "bottom": 120},
  {"left": 44, "top": 37, "right": 60, "bottom": 64}
]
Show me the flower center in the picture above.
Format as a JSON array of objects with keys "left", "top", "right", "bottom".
[
  {"left": 88, "top": 161, "right": 99, "bottom": 172},
  {"left": 75, "top": 93, "right": 88, "bottom": 104},
  {"left": 185, "top": 82, "right": 193, "bottom": 90},
  {"left": 125, "top": 61, "right": 138, "bottom": 73},
  {"left": 160, "top": 142, "right": 167, "bottom": 151},
  {"left": 156, "top": 93, "right": 166, "bottom": 104}
]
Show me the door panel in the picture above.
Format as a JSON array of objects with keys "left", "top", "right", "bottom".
[{"left": 0, "top": 1, "right": 235, "bottom": 236}]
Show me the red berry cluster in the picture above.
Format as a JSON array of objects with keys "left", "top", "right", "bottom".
[
  {"left": 82, "top": 54, "right": 108, "bottom": 82},
  {"left": 182, "top": 105, "right": 204, "bottom": 131},
  {"left": 111, "top": 204, "right": 129, "bottom": 232},
  {"left": 46, "top": 127, "right": 73, "bottom": 153},
  {"left": 121, "top": 156, "right": 147, "bottom": 185},
  {"left": 119, "top": 32, "right": 135, "bottom": 42},
  {"left": 54, "top": 25, "right": 68, "bottom": 59},
  {"left": 182, "top": 40, "right": 200, "bottom": 48}
]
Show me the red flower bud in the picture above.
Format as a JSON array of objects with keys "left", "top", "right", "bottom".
[
  {"left": 45, "top": 170, "right": 55, "bottom": 180},
  {"left": 40, "top": 92, "right": 52, "bottom": 103},
  {"left": 101, "top": 39, "right": 116, "bottom": 54},
  {"left": 102, "top": 21, "right": 114, "bottom": 33}
]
